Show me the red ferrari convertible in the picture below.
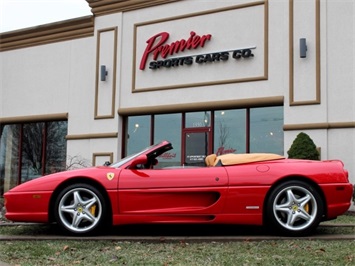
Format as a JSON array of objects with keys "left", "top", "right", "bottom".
[{"left": 4, "top": 141, "right": 353, "bottom": 236}]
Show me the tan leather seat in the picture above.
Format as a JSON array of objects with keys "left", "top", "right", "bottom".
[{"left": 205, "top": 154, "right": 217, "bottom": 167}]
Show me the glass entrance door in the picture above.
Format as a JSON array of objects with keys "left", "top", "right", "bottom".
[{"left": 183, "top": 130, "right": 211, "bottom": 167}]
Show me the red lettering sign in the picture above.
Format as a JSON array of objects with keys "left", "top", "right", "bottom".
[
  {"left": 216, "top": 147, "right": 236, "bottom": 156},
  {"left": 159, "top": 153, "right": 176, "bottom": 159},
  {"left": 140, "top": 31, "right": 212, "bottom": 70}
]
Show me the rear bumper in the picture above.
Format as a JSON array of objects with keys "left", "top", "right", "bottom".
[{"left": 319, "top": 183, "right": 353, "bottom": 219}]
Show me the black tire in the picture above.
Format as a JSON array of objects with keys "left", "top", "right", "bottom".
[
  {"left": 265, "top": 180, "right": 324, "bottom": 236},
  {"left": 54, "top": 183, "right": 108, "bottom": 235}
]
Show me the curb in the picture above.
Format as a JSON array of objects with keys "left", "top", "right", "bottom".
[{"left": 0, "top": 234, "right": 354, "bottom": 242}]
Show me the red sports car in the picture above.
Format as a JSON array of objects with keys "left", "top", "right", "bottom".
[{"left": 4, "top": 140, "right": 353, "bottom": 236}]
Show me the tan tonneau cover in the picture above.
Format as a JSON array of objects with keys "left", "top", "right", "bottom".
[{"left": 205, "top": 153, "right": 284, "bottom": 166}]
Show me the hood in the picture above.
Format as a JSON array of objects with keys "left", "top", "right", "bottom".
[{"left": 5, "top": 166, "right": 115, "bottom": 193}]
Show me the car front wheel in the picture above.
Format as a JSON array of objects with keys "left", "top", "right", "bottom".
[
  {"left": 54, "top": 183, "right": 107, "bottom": 235},
  {"left": 266, "top": 180, "right": 324, "bottom": 236}
]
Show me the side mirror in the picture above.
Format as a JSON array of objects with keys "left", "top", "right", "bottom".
[
  {"left": 130, "top": 154, "right": 148, "bottom": 168},
  {"left": 103, "top": 161, "right": 111, "bottom": 166}
]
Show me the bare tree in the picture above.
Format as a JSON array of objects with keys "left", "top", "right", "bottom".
[
  {"left": 66, "top": 155, "right": 91, "bottom": 170},
  {"left": 217, "top": 120, "right": 230, "bottom": 148}
]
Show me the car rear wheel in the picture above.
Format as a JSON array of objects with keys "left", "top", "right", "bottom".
[
  {"left": 54, "top": 183, "right": 107, "bottom": 235},
  {"left": 266, "top": 180, "right": 324, "bottom": 236}
]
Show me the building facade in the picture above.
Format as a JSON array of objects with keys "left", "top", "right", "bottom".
[{"left": 0, "top": 0, "right": 354, "bottom": 209}]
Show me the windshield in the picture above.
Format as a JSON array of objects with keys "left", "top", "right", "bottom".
[{"left": 109, "top": 143, "right": 163, "bottom": 168}]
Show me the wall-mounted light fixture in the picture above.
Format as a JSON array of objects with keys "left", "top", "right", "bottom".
[
  {"left": 100, "top": 65, "right": 108, "bottom": 81},
  {"left": 300, "top": 38, "right": 307, "bottom": 58}
]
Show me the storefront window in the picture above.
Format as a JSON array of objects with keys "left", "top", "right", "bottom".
[
  {"left": 0, "top": 125, "right": 20, "bottom": 196},
  {"left": 250, "top": 106, "right": 284, "bottom": 154},
  {"left": 214, "top": 109, "right": 246, "bottom": 155},
  {"left": 185, "top": 111, "right": 211, "bottom": 128},
  {"left": 46, "top": 121, "right": 68, "bottom": 175},
  {"left": 0, "top": 121, "right": 67, "bottom": 196},
  {"left": 123, "top": 106, "right": 283, "bottom": 166},
  {"left": 21, "top": 123, "right": 44, "bottom": 183},
  {"left": 126, "top": 116, "right": 151, "bottom": 156},
  {"left": 154, "top": 114, "right": 182, "bottom": 167}
]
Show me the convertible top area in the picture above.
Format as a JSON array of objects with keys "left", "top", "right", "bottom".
[{"left": 205, "top": 153, "right": 285, "bottom": 166}]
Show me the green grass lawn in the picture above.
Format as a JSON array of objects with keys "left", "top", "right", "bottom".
[
  {"left": 0, "top": 239, "right": 354, "bottom": 266},
  {"left": 0, "top": 214, "right": 354, "bottom": 266}
]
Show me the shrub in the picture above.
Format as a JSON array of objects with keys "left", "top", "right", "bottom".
[{"left": 287, "top": 132, "right": 319, "bottom": 160}]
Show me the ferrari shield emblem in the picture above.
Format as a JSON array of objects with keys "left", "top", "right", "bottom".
[{"left": 106, "top": 172, "right": 115, "bottom": 181}]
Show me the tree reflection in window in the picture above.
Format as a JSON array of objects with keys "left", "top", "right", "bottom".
[
  {"left": 21, "top": 123, "right": 44, "bottom": 183},
  {"left": 46, "top": 121, "right": 68, "bottom": 174},
  {"left": 214, "top": 110, "right": 246, "bottom": 155},
  {"left": 0, "top": 125, "right": 20, "bottom": 195},
  {"left": 0, "top": 120, "right": 67, "bottom": 195}
]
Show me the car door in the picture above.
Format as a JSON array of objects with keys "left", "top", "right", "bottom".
[{"left": 118, "top": 166, "right": 229, "bottom": 215}]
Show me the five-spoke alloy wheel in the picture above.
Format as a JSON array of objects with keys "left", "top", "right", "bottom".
[
  {"left": 266, "top": 180, "right": 324, "bottom": 236},
  {"left": 54, "top": 183, "right": 107, "bottom": 235}
]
